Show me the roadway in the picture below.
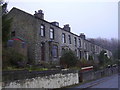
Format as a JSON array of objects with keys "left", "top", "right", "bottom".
[
  {"left": 73, "top": 74, "right": 119, "bottom": 89},
  {"left": 90, "top": 74, "right": 118, "bottom": 88}
]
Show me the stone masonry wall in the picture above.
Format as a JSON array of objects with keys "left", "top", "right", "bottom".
[
  {"left": 2, "top": 67, "right": 118, "bottom": 88},
  {"left": 8, "top": 8, "right": 40, "bottom": 64},
  {"left": 3, "top": 70, "right": 79, "bottom": 88},
  {"left": 79, "top": 67, "right": 118, "bottom": 82}
]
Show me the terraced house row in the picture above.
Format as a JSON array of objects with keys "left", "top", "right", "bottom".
[{"left": 7, "top": 7, "right": 112, "bottom": 64}]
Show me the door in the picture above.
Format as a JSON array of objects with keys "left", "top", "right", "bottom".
[{"left": 41, "top": 43, "right": 45, "bottom": 61}]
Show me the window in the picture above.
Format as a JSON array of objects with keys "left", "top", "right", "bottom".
[
  {"left": 86, "top": 43, "right": 88, "bottom": 50},
  {"left": 50, "top": 28, "right": 54, "bottom": 39},
  {"left": 11, "top": 31, "right": 15, "bottom": 37},
  {"left": 91, "top": 45, "right": 94, "bottom": 51},
  {"left": 52, "top": 45, "right": 58, "bottom": 58},
  {"left": 7, "top": 40, "right": 14, "bottom": 47},
  {"left": 79, "top": 50, "right": 82, "bottom": 59},
  {"left": 40, "top": 25, "right": 45, "bottom": 37},
  {"left": 90, "top": 44, "right": 92, "bottom": 51},
  {"left": 61, "top": 48, "right": 65, "bottom": 55},
  {"left": 62, "top": 33, "right": 66, "bottom": 43},
  {"left": 22, "top": 42, "right": 26, "bottom": 48},
  {"left": 84, "top": 42, "right": 86, "bottom": 49},
  {"left": 79, "top": 39, "right": 81, "bottom": 47},
  {"left": 74, "top": 37, "right": 77, "bottom": 46},
  {"left": 68, "top": 35, "right": 71, "bottom": 44},
  {"left": 41, "top": 42, "right": 45, "bottom": 61},
  {"left": 75, "top": 49, "right": 77, "bottom": 56}
]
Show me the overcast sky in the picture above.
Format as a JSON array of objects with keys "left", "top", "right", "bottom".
[{"left": 6, "top": 0, "right": 118, "bottom": 39}]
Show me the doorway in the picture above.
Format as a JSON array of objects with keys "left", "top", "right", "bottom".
[{"left": 41, "top": 43, "right": 45, "bottom": 61}]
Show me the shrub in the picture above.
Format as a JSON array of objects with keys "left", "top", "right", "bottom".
[
  {"left": 60, "top": 49, "right": 78, "bottom": 68},
  {"left": 77, "top": 58, "right": 88, "bottom": 67},
  {"left": 98, "top": 50, "right": 109, "bottom": 66},
  {"left": 88, "top": 55, "right": 93, "bottom": 61},
  {"left": 2, "top": 48, "right": 27, "bottom": 69},
  {"left": 77, "top": 57, "right": 95, "bottom": 68}
]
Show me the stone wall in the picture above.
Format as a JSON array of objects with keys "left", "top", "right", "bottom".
[
  {"left": 8, "top": 8, "right": 39, "bottom": 64},
  {"left": 2, "top": 70, "right": 79, "bottom": 88},
  {"left": 2, "top": 67, "right": 118, "bottom": 88},
  {"left": 79, "top": 67, "right": 118, "bottom": 82}
]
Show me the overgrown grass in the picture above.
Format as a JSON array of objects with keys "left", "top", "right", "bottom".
[
  {"left": 3, "top": 66, "right": 25, "bottom": 71},
  {"left": 69, "top": 67, "right": 81, "bottom": 70},
  {"left": 26, "top": 66, "right": 48, "bottom": 71},
  {"left": 3, "top": 66, "right": 48, "bottom": 71}
]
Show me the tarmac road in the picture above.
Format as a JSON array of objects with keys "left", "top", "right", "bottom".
[
  {"left": 73, "top": 74, "right": 119, "bottom": 89},
  {"left": 90, "top": 74, "right": 118, "bottom": 88}
]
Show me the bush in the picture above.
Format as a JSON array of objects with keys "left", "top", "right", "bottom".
[
  {"left": 2, "top": 48, "right": 27, "bottom": 69},
  {"left": 60, "top": 49, "right": 78, "bottom": 68},
  {"left": 77, "top": 57, "right": 95, "bottom": 68},
  {"left": 88, "top": 55, "right": 93, "bottom": 61},
  {"left": 98, "top": 50, "right": 110, "bottom": 66},
  {"left": 77, "top": 58, "right": 88, "bottom": 67}
]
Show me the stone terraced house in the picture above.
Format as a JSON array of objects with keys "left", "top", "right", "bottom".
[{"left": 7, "top": 7, "right": 112, "bottom": 64}]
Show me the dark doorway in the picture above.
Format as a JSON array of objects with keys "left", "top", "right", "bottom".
[
  {"left": 41, "top": 43, "right": 45, "bottom": 61},
  {"left": 79, "top": 50, "right": 82, "bottom": 59}
]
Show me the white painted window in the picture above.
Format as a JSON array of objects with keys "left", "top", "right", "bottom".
[
  {"left": 50, "top": 28, "right": 54, "bottom": 39},
  {"left": 62, "top": 33, "right": 66, "bottom": 43},
  {"left": 40, "top": 25, "right": 45, "bottom": 37}
]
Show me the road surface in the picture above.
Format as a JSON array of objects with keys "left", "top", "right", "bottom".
[
  {"left": 74, "top": 74, "right": 119, "bottom": 89},
  {"left": 91, "top": 74, "right": 118, "bottom": 88}
]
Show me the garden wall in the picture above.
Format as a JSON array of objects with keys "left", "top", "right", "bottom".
[
  {"left": 2, "top": 70, "right": 79, "bottom": 88},
  {"left": 2, "top": 67, "right": 118, "bottom": 88},
  {"left": 79, "top": 67, "right": 118, "bottom": 82}
]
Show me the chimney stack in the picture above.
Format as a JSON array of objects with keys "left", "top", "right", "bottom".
[
  {"left": 34, "top": 10, "right": 44, "bottom": 19},
  {"left": 80, "top": 33, "right": 86, "bottom": 39},
  {"left": 63, "top": 24, "right": 71, "bottom": 32},
  {"left": 51, "top": 21, "right": 59, "bottom": 27}
]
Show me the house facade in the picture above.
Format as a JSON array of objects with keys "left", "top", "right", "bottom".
[{"left": 7, "top": 7, "right": 112, "bottom": 64}]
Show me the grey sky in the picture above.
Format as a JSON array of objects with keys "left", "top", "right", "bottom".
[{"left": 7, "top": 0, "right": 118, "bottom": 39}]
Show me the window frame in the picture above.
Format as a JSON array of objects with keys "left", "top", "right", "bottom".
[
  {"left": 11, "top": 31, "right": 15, "bottom": 37},
  {"left": 68, "top": 35, "right": 71, "bottom": 44},
  {"left": 40, "top": 24, "right": 45, "bottom": 37},
  {"left": 62, "top": 33, "right": 66, "bottom": 43},
  {"left": 79, "top": 39, "right": 82, "bottom": 47},
  {"left": 52, "top": 45, "right": 58, "bottom": 58},
  {"left": 75, "top": 49, "right": 77, "bottom": 56},
  {"left": 22, "top": 42, "right": 26, "bottom": 48},
  {"left": 7, "top": 40, "right": 14, "bottom": 47},
  {"left": 74, "top": 37, "right": 77, "bottom": 47},
  {"left": 50, "top": 28, "right": 54, "bottom": 39}
]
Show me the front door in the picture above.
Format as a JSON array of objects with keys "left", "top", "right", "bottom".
[
  {"left": 41, "top": 43, "right": 45, "bottom": 61},
  {"left": 79, "top": 50, "right": 82, "bottom": 59}
]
